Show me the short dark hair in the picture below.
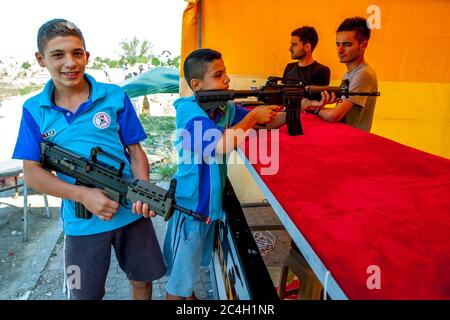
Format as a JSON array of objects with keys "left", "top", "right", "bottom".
[
  {"left": 183, "top": 48, "right": 222, "bottom": 89},
  {"left": 291, "top": 26, "right": 319, "bottom": 52},
  {"left": 37, "top": 19, "right": 85, "bottom": 54},
  {"left": 336, "top": 17, "right": 371, "bottom": 43}
]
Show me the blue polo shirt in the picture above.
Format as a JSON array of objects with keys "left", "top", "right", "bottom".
[
  {"left": 12, "top": 74, "right": 147, "bottom": 236},
  {"left": 173, "top": 96, "right": 248, "bottom": 221}
]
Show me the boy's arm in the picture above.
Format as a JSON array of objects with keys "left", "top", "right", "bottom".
[
  {"left": 126, "top": 143, "right": 156, "bottom": 218},
  {"left": 117, "top": 94, "right": 155, "bottom": 217},
  {"left": 265, "top": 111, "right": 286, "bottom": 129},
  {"left": 127, "top": 143, "right": 149, "bottom": 181},
  {"left": 23, "top": 160, "right": 119, "bottom": 221},
  {"left": 15, "top": 107, "right": 119, "bottom": 221},
  {"left": 216, "top": 105, "right": 281, "bottom": 154}
]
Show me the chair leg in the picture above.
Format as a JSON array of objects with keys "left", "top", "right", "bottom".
[
  {"left": 14, "top": 176, "right": 19, "bottom": 198},
  {"left": 43, "top": 194, "right": 50, "bottom": 218},
  {"left": 298, "top": 270, "right": 323, "bottom": 300},
  {"left": 290, "top": 250, "right": 323, "bottom": 300},
  {"left": 23, "top": 183, "right": 28, "bottom": 242},
  {"left": 277, "top": 264, "right": 289, "bottom": 299},
  {"left": 278, "top": 257, "right": 301, "bottom": 299}
]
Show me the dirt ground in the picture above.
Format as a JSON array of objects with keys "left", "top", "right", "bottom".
[{"left": 0, "top": 188, "right": 61, "bottom": 300}]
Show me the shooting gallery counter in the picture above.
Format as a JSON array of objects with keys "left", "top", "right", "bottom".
[{"left": 237, "top": 114, "right": 450, "bottom": 299}]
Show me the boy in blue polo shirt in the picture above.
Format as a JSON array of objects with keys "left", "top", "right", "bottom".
[
  {"left": 163, "top": 48, "right": 286, "bottom": 300},
  {"left": 12, "top": 19, "right": 166, "bottom": 300}
]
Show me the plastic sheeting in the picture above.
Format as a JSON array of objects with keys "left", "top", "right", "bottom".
[{"left": 120, "top": 67, "right": 179, "bottom": 98}]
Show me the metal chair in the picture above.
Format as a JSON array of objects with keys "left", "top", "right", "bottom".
[{"left": 0, "top": 160, "right": 50, "bottom": 242}]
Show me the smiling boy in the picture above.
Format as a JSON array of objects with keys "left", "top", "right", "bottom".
[{"left": 12, "top": 19, "right": 166, "bottom": 300}]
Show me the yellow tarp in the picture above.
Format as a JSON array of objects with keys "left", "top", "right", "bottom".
[{"left": 181, "top": 0, "right": 450, "bottom": 158}]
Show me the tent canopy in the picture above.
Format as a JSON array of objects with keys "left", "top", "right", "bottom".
[
  {"left": 181, "top": 0, "right": 450, "bottom": 158},
  {"left": 120, "top": 67, "right": 179, "bottom": 98}
]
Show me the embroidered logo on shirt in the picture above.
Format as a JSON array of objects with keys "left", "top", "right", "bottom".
[
  {"left": 41, "top": 129, "right": 56, "bottom": 139},
  {"left": 93, "top": 112, "right": 111, "bottom": 129}
]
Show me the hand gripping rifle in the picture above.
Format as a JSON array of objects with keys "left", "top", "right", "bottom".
[
  {"left": 40, "top": 142, "right": 210, "bottom": 224},
  {"left": 195, "top": 76, "right": 380, "bottom": 136}
]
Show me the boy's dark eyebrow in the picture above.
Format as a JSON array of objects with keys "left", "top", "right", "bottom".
[
  {"left": 48, "top": 48, "right": 85, "bottom": 55},
  {"left": 49, "top": 49, "right": 65, "bottom": 54}
]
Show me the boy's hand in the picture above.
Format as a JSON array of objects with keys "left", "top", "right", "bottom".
[
  {"left": 132, "top": 201, "right": 157, "bottom": 218},
  {"left": 252, "top": 105, "right": 282, "bottom": 124},
  {"left": 80, "top": 188, "right": 119, "bottom": 221}
]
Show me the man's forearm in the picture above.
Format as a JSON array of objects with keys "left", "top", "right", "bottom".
[
  {"left": 317, "top": 100, "right": 354, "bottom": 122},
  {"left": 316, "top": 107, "right": 334, "bottom": 121}
]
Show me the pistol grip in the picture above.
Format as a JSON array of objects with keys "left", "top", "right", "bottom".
[{"left": 75, "top": 201, "right": 92, "bottom": 219}]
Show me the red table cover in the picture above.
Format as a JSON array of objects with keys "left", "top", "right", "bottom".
[{"left": 241, "top": 114, "right": 450, "bottom": 299}]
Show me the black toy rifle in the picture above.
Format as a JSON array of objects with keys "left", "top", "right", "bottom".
[
  {"left": 195, "top": 76, "right": 380, "bottom": 136},
  {"left": 40, "top": 142, "right": 210, "bottom": 224}
]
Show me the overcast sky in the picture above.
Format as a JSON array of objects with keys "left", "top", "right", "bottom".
[{"left": 0, "top": 0, "right": 186, "bottom": 62}]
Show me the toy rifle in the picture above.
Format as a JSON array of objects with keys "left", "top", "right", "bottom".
[
  {"left": 195, "top": 76, "right": 380, "bottom": 136},
  {"left": 39, "top": 142, "right": 210, "bottom": 223}
]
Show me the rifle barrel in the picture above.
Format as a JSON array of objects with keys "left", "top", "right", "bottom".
[
  {"left": 306, "top": 85, "right": 380, "bottom": 97},
  {"left": 173, "top": 204, "right": 211, "bottom": 224}
]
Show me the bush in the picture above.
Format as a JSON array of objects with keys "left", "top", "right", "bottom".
[
  {"left": 19, "top": 83, "right": 43, "bottom": 96},
  {"left": 158, "top": 163, "right": 177, "bottom": 180},
  {"left": 140, "top": 116, "right": 177, "bottom": 181},
  {"left": 21, "top": 61, "right": 32, "bottom": 70}
]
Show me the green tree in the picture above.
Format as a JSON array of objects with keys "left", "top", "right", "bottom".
[
  {"left": 92, "top": 56, "right": 122, "bottom": 69},
  {"left": 140, "top": 40, "right": 152, "bottom": 57},
  {"left": 92, "top": 57, "right": 104, "bottom": 70},
  {"left": 120, "top": 37, "right": 153, "bottom": 66}
]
